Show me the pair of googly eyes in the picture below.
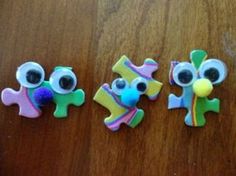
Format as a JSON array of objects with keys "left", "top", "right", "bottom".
[
  {"left": 16, "top": 62, "right": 77, "bottom": 94},
  {"left": 111, "top": 77, "right": 148, "bottom": 95},
  {"left": 172, "top": 59, "right": 227, "bottom": 87}
]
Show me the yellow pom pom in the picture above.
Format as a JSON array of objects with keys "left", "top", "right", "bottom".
[{"left": 193, "top": 79, "right": 213, "bottom": 97}]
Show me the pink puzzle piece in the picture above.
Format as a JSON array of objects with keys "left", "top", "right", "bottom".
[{"left": 1, "top": 86, "right": 41, "bottom": 118}]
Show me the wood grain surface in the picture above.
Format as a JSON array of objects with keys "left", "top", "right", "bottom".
[{"left": 0, "top": 0, "right": 236, "bottom": 175}]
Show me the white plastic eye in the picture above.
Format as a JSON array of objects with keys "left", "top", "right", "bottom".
[
  {"left": 111, "top": 78, "right": 129, "bottom": 95},
  {"left": 199, "top": 59, "right": 227, "bottom": 85},
  {"left": 16, "top": 62, "right": 45, "bottom": 88},
  {"left": 173, "top": 62, "right": 197, "bottom": 87},
  {"left": 131, "top": 77, "right": 148, "bottom": 95},
  {"left": 49, "top": 68, "right": 77, "bottom": 94}
]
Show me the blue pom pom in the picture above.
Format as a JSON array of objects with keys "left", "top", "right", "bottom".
[
  {"left": 121, "top": 89, "right": 140, "bottom": 107},
  {"left": 33, "top": 87, "right": 54, "bottom": 106}
]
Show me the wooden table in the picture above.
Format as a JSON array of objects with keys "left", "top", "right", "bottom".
[{"left": 0, "top": 0, "right": 235, "bottom": 175}]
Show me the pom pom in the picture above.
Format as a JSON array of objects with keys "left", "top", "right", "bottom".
[
  {"left": 121, "top": 89, "right": 140, "bottom": 107},
  {"left": 193, "top": 79, "right": 213, "bottom": 97},
  {"left": 33, "top": 87, "right": 53, "bottom": 106}
]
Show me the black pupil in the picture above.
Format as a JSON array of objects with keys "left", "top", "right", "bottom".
[
  {"left": 116, "top": 79, "right": 126, "bottom": 89},
  {"left": 26, "top": 70, "right": 42, "bottom": 84},
  {"left": 204, "top": 68, "right": 219, "bottom": 82},
  {"left": 59, "top": 76, "right": 74, "bottom": 90},
  {"left": 137, "top": 82, "right": 147, "bottom": 92},
  {"left": 178, "top": 70, "right": 193, "bottom": 84}
]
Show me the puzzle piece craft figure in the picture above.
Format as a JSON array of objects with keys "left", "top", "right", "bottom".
[
  {"left": 168, "top": 50, "right": 227, "bottom": 127},
  {"left": 94, "top": 55, "right": 163, "bottom": 131},
  {"left": 1, "top": 62, "right": 85, "bottom": 118}
]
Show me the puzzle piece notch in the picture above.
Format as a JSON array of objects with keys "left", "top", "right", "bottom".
[
  {"left": 168, "top": 86, "right": 194, "bottom": 109},
  {"left": 1, "top": 86, "right": 41, "bottom": 118},
  {"left": 112, "top": 55, "right": 163, "bottom": 100},
  {"left": 168, "top": 94, "right": 185, "bottom": 109},
  {"left": 93, "top": 84, "right": 144, "bottom": 131}
]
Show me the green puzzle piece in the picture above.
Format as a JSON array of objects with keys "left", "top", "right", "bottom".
[
  {"left": 53, "top": 89, "right": 85, "bottom": 118},
  {"left": 194, "top": 97, "right": 220, "bottom": 126}
]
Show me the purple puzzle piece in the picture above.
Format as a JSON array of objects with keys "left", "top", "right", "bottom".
[{"left": 1, "top": 86, "right": 41, "bottom": 118}]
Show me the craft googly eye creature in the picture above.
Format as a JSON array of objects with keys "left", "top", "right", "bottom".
[
  {"left": 168, "top": 50, "right": 227, "bottom": 127},
  {"left": 1, "top": 62, "right": 85, "bottom": 118},
  {"left": 93, "top": 55, "right": 163, "bottom": 131}
]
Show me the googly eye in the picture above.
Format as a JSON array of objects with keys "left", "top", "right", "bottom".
[
  {"left": 16, "top": 62, "right": 45, "bottom": 88},
  {"left": 111, "top": 78, "right": 129, "bottom": 95},
  {"left": 49, "top": 68, "right": 77, "bottom": 94},
  {"left": 131, "top": 77, "right": 148, "bottom": 95},
  {"left": 199, "top": 59, "right": 227, "bottom": 84},
  {"left": 173, "top": 62, "right": 197, "bottom": 87}
]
